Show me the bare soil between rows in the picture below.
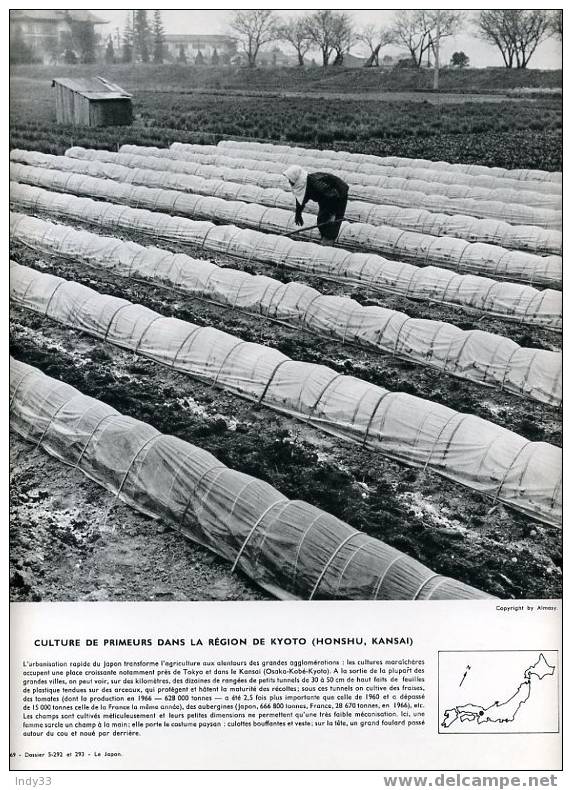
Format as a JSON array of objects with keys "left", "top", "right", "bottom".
[
  {"left": 10, "top": 213, "right": 562, "bottom": 353},
  {"left": 10, "top": 435, "right": 267, "bottom": 603},
  {"left": 9, "top": 237, "right": 562, "bottom": 601}
]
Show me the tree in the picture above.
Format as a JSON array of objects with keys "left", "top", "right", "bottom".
[
  {"left": 105, "top": 36, "right": 115, "bottom": 64},
  {"left": 211, "top": 48, "right": 220, "bottom": 65},
  {"left": 10, "top": 25, "right": 35, "bottom": 64},
  {"left": 356, "top": 24, "right": 392, "bottom": 67},
  {"left": 177, "top": 44, "right": 187, "bottom": 64},
  {"left": 43, "top": 33, "right": 60, "bottom": 64},
  {"left": 331, "top": 12, "right": 354, "bottom": 65},
  {"left": 65, "top": 12, "right": 96, "bottom": 63},
  {"left": 388, "top": 9, "right": 460, "bottom": 69},
  {"left": 278, "top": 16, "right": 312, "bottom": 67},
  {"left": 134, "top": 10, "right": 151, "bottom": 63},
  {"left": 121, "top": 14, "right": 134, "bottom": 63},
  {"left": 477, "top": 10, "right": 551, "bottom": 68},
  {"left": 305, "top": 10, "right": 338, "bottom": 67},
  {"left": 228, "top": 9, "right": 278, "bottom": 68},
  {"left": 80, "top": 24, "right": 96, "bottom": 63},
  {"left": 387, "top": 10, "right": 429, "bottom": 68},
  {"left": 514, "top": 10, "right": 552, "bottom": 68},
  {"left": 450, "top": 51, "right": 469, "bottom": 68},
  {"left": 548, "top": 10, "right": 562, "bottom": 40},
  {"left": 477, "top": 8, "right": 553, "bottom": 69},
  {"left": 152, "top": 10, "right": 165, "bottom": 63},
  {"left": 64, "top": 47, "right": 78, "bottom": 65},
  {"left": 195, "top": 50, "right": 205, "bottom": 65}
]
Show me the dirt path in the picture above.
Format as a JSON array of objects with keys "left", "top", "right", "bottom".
[{"left": 137, "top": 87, "right": 538, "bottom": 104}]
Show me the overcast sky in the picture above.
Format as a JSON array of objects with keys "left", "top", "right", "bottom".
[{"left": 95, "top": 9, "right": 562, "bottom": 69}]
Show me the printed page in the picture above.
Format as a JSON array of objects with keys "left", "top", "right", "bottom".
[
  {"left": 10, "top": 600, "right": 562, "bottom": 771},
  {"left": 8, "top": 3, "right": 564, "bottom": 785}
]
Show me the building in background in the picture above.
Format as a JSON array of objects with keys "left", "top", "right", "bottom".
[
  {"left": 10, "top": 10, "right": 108, "bottom": 64},
  {"left": 257, "top": 47, "right": 297, "bottom": 68},
  {"left": 163, "top": 34, "right": 237, "bottom": 64}
]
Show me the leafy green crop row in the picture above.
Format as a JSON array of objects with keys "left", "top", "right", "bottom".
[
  {"left": 9, "top": 91, "right": 562, "bottom": 170},
  {"left": 134, "top": 92, "right": 561, "bottom": 145}
]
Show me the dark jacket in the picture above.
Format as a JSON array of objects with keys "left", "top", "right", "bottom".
[
  {"left": 297, "top": 172, "right": 349, "bottom": 212},
  {"left": 295, "top": 172, "right": 349, "bottom": 240}
]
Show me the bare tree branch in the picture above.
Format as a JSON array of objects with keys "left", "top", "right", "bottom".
[
  {"left": 277, "top": 16, "right": 312, "bottom": 67},
  {"left": 477, "top": 10, "right": 517, "bottom": 68},
  {"left": 388, "top": 9, "right": 460, "bottom": 68},
  {"left": 228, "top": 9, "right": 279, "bottom": 68},
  {"left": 305, "top": 10, "right": 346, "bottom": 68},
  {"left": 516, "top": 10, "right": 551, "bottom": 67},
  {"left": 355, "top": 24, "right": 392, "bottom": 67},
  {"left": 330, "top": 12, "right": 354, "bottom": 66},
  {"left": 548, "top": 9, "right": 563, "bottom": 40},
  {"left": 387, "top": 10, "right": 430, "bottom": 68},
  {"left": 477, "top": 9, "right": 551, "bottom": 69}
]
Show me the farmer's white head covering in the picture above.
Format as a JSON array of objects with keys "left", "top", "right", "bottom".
[{"left": 283, "top": 165, "right": 308, "bottom": 203}]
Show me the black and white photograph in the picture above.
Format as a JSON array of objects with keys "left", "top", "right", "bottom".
[{"left": 9, "top": 7, "right": 562, "bottom": 606}]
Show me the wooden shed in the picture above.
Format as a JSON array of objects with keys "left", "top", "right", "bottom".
[{"left": 51, "top": 76, "right": 132, "bottom": 127}]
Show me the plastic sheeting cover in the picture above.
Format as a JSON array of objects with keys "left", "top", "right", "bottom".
[
  {"left": 217, "top": 140, "right": 562, "bottom": 186},
  {"left": 11, "top": 263, "right": 562, "bottom": 527},
  {"left": 117, "top": 144, "right": 563, "bottom": 230},
  {"left": 169, "top": 143, "right": 563, "bottom": 229},
  {"left": 10, "top": 152, "right": 561, "bottom": 289},
  {"left": 165, "top": 142, "right": 560, "bottom": 203},
  {"left": 10, "top": 213, "right": 562, "bottom": 407},
  {"left": 63, "top": 147, "right": 562, "bottom": 255},
  {"left": 10, "top": 358, "right": 492, "bottom": 601},
  {"left": 9, "top": 182, "right": 562, "bottom": 331},
  {"left": 8, "top": 163, "right": 563, "bottom": 291}
]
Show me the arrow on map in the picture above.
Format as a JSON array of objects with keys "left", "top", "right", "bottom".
[{"left": 459, "top": 665, "right": 471, "bottom": 686}]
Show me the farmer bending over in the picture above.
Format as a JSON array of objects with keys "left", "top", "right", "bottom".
[{"left": 284, "top": 165, "right": 349, "bottom": 246}]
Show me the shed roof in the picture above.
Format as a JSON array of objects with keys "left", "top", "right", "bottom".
[{"left": 51, "top": 76, "right": 132, "bottom": 101}]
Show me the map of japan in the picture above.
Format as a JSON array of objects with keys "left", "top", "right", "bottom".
[{"left": 439, "top": 651, "right": 558, "bottom": 734}]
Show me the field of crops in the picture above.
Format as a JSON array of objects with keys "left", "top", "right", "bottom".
[
  {"left": 10, "top": 65, "right": 562, "bottom": 169},
  {"left": 9, "top": 80, "right": 562, "bottom": 603}
]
